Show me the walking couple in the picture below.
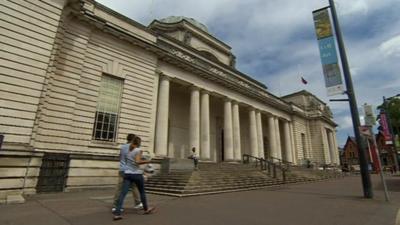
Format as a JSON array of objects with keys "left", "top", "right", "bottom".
[{"left": 112, "top": 134, "right": 156, "bottom": 220}]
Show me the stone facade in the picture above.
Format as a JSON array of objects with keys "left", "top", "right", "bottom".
[{"left": 0, "top": 0, "right": 339, "bottom": 201}]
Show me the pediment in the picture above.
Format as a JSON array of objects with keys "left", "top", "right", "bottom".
[{"left": 149, "top": 16, "right": 235, "bottom": 66}]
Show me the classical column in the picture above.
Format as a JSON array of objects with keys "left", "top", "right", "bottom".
[
  {"left": 327, "top": 130, "right": 336, "bottom": 165},
  {"left": 321, "top": 127, "right": 331, "bottom": 164},
  {"left": 283, "top": 120, "right": 293, "bottom": 162},
  {"left": 256, "top": 111, "right": 264, "bottom": 158},
  {"left": 332, "top": 131, "right": 339, "bottom": 164},
  {"left": 200, "top": 90, "right": 210, "bottom": 160},
  {"left": 275, "top": 117, "right": 282, "bottom": 160},
  {"left": 289, "top": 122, "right": 297, "bottom": 164},
  {"left": 189, "top": 86, "right": 200, "bottom": 153},
  {"left": 268, "top": 115, "right": 277, "bottom": 160},
  {"left": 232, "top": 101, "right": 241, "bottom": 161},
  {"left": 249, "top": 108, "right": 258, "bottom": 157},
  {"left": 224, "top": 98, "right": 234, "bottom": 161},
  {"left": 155, "top": 75, "right": 170, "bottom": 156}
]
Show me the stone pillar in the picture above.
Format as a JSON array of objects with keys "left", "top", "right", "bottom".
[
  {"left": 200, "top": 90, "right": 210, "bottom": 160},
  {"left": 283, "top": 120, "right": 293, "bottom": 162},
  {"left": 332, "top": 131, "right": 339, "bottom": 164},
  {"left": 268, "top": 115, "right": 277, "bottom": 160},
  {"left": 321, "top": 127, "right": 331, "bottom": 164},
  {"left": 289, "top": 122, "right": 297, "bottom": 164},
  {"left": 249, "top": 108, "right": 258, "bottom": 157},
  {"left": 327, "top": 130, "right": 336, "bottom": 165},
  {"left": 224, "top": 98, "right": 234, "bottom": 161},
  {"left": 232, "top": 101, "right": 241, "bottom": 161},
  {"left": 275, "top": 117, "right": 282, "bottom": 160},
  {"left": 155, "top": 75, "right": 170, "bottom": 156},
  {"left": 256, "top": 111, "right": 264, "bottom": 158},
  {"left": 189, "top": 86, "right": 200, "bottom": 154}
]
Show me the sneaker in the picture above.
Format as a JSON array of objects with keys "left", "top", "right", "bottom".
[
  {"left": 134, "top": 203, "right": 143, "bottom": 209},
  {"left": 143, "top": 206, "right": 156, "bottom": 215},
  {"left": 113, "top": 215, "right": 123, "bottom": 221},
  {"left": 111, "top": 208, "right": 124, "bottom": 213}
]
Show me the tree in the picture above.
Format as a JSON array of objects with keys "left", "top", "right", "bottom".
[{"left": 377, "top": 98, "right": 400, "bottom": 136}]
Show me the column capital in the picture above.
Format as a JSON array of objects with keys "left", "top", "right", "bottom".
[
  {"left": 255, "top": 109, "right": 264, "bottom": 114},
  {"left": 201, "top": 89, "right": 210, "bottom": 95},
  {"left": 159, "top": 74, "right": 171, "bottom": 81},
  {"left": 155, "top": 69, "right": 163, "bottom": 75},
  {"left": 189, "top": 85, "right": 200, "bottom": 91},
  {"left": 224, "top": 96, "right": 232, "bottom": 102},
  {"left": 231, "top": 100, "right": 239, "bottom": 105}
]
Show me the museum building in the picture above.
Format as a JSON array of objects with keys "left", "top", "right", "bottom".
[{"left": 0, "top": 0, "right": 339, "bottom": 201}]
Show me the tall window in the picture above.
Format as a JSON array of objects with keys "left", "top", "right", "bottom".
[{"left": 92, "top": 75, "right": 123, "bottom": 142}]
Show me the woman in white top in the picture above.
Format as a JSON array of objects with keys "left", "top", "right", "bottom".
[{"left": 113, "top": 136, "right": 156, "bottom": 220}]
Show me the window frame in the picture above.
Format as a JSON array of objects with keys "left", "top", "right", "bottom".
[{"left": 92, "top": 74, "right": 124, "bottom": 142}]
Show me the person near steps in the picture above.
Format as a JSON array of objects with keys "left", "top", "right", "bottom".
[
  {"left": 113, "top": 136, "right": 156, "bottom": 220},
  {"left": 189, "top": 147, "right": 199, "bottom": 170},
  {"left": 112, "top": 134, "right": 142, "bottom": 212}
]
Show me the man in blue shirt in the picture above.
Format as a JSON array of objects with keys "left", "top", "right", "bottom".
[{"left": 112, "top": 134, "right": 142, "bottom": 212}]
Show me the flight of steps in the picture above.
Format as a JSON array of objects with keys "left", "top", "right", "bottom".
[
  {"left": 145, "top": 162, "right": 283, "bottom": 197},
  {"left": 285, "top": 166, "right": 344, "bottom": 182},
  {"left": 145, "top": 162, "right": 344, "bottom": 197}
]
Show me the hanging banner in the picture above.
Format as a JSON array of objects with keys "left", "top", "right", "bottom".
[
  {"left": 313, "top": 9, "right": 344, "bottom": 96},
  {"left": 379, "top": 112, "right": 393, "bottom": 145}
]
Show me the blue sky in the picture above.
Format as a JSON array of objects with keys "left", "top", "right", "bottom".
[{"left": 96, "top": 0, "right": 400, "bottom": 147}]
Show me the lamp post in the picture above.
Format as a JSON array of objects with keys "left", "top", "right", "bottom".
[{"left": 328, "top": 0, "right": 373, "bottom": 198}]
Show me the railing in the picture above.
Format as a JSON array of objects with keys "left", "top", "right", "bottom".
[{"left": 242, "top": 154, "right": 289, "bottom": 182}]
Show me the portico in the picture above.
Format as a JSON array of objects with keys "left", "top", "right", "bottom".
[{"left": 153, "top": 74, "right": 297, "bottom": 163}]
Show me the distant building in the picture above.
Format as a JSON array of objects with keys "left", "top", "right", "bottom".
[
  {"left": 342, "top": 137, "right": 360, "bottom": 167},
  {"left": 376, "top": 132, "right": 397, "bottom": 170},
  {"left": 342, "top": 133, "right": 398, "bottom": 172}
]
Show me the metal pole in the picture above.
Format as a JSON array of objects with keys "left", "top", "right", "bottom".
[
  {"left": 368, "top": 127, "right": 390, "bottom": 202},
  {"left": 328, "top": 0, "right": 373, "bottom": 198}
]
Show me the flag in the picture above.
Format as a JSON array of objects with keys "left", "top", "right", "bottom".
[{"left": 301, "top": 77, "right": 308, "bottom": 84}]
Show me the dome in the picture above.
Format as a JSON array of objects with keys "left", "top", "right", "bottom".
[{"left": 159, "top": 16, "right": 209, "bottom": 33}]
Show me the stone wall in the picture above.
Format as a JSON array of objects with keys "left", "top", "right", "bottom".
[{"left": 0, "top": 0, "right": 68, "bottom": 203}]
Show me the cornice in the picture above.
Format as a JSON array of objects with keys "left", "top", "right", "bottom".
[
  {"left": 158, "top": 34, "right": 267, "bottom": 90},
  {"left": 149, "top": 19, "right": 232, "bottom": 53}
]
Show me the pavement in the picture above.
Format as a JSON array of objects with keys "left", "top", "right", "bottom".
[{"left": 1, "top": 174, "right": 400, "bottom": 225}]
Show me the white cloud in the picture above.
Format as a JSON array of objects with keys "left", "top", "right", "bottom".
[
  {"left": 380, "top": 35, "right": 400, "bottom": 57},
  {"left": 336, "top": 0, "right": 368, "bottom": 16},
  {"left": 337, "top": 116, "right": 354, "bottom": 130}
]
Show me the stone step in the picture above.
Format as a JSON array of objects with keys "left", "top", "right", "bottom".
[
  {"left": 147, "top": 177, "right": 273, "bottom": 185},
  {"left": 147, "top": 183, "right": 284, "bottom": 197},
  {"left": 146, "top": 181, "right": 281, "bottom": 194},
  {"left": 146, "top": 179, "right": 279, "bottom": 189},
  {"left": 145, "top": 162, "right": 344, "bottom": 197}
]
